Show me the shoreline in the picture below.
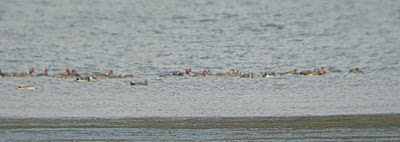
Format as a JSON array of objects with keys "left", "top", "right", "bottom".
[{"left": 1, "top": 113, "right": 399, "bottom": 129}]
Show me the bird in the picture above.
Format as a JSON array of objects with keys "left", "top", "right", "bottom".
[
  {"left": 75, "top": 76, "right": 93, "bottom": 83},
  {"left": 173, "top": 68, "right": 192, "bottom": 76},
  {"left": 36, "top": 69, "right": 49, "bottom": 77},
  {"left": 260, "top": 72, "right": 276, "bottom": 78},
  {"left": 130, "top": 80, "right": 148, "bottom": 86},
  {"left": 280, "top": 69, "right": 299, "bottom": 76},
  {"left": 328, "top": 67, "right": 342, "bottom": 73},
  {"left": 349, "top": 68, "right": 363, "bottom": 74},
  {"left": 240, "top": 72, "right": 254, "bottom": 78},
  {"left": 192, "top": 70, "right": 211, "bottom": 77},
  {"left": 15, "top": 68, "right": 35, "bottom": 77},
  {"left": 17, "top": 85, "right": 37, "bottom": 90},
  {"left": 215, "top": 69, "right": 235, "bottom": 77}
]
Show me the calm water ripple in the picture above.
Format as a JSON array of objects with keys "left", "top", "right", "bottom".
[{"left": 0, "top": 0, "right": 399, "bottom": 118}]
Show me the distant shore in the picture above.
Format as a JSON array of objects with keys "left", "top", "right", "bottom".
[
  {"left": 1, "top": 114, "right": 399, "bottom": 141},
  {"left": 1, "top": 114, "right": 399, "bottom": 129}
]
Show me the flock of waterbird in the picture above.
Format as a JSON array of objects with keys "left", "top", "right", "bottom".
[{"left": 1, "top": 67, "right": 363, "bottom": 90}]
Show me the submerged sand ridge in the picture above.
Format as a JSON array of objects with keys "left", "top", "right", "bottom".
[{"left": 1, "top": 114, "right": 399, "bottom": 141}]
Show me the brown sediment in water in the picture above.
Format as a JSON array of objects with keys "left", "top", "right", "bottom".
[{"left": 1, "top": 114, "right": 399, "bottom": 129}]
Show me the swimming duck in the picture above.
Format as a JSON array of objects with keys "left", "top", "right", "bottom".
[
  {"left": 320, "top": 67, "right": 327, "bottom": 75},
  {"left": 103, "top": 70, "right": 121, "bottom": 79},
  {"left": 159, "top": 73, "right": 174, "bottom": 77},
  {"left": 70, "top": 69, "right": 79, "bottom": 77},
  {"left": 17, "top": 85, "right": 37, "bottom": 90},
  {"left": 229, "top": 69, "right": 240, "bottom": 76},
  {"left": 36, "top": 69, "right": 49, "bottom": 77},
  {"left": 240, "top": 72, "right": 254, "bottom": 78},
  {"left": 172, "top": 68, "right": 192, "bottom": 76},
  {"left": 130, "top": 80, "right": 148, "bottom": 86},
  {"left": 301, "top": 68, "right": 322, "bottom": 76},
  {"left": 193, "top": 70, "right": 211, "bottom": 77},
  {"left": 109, "top": 75, "right": 123, "bottom": 79},
  {"left": 105, "top": 70, "right": 133, "bottom": 79},
  {"left": 0, "top": 70, "right": 7, "bottom": 77},
  {"left": 15, "top": 68, "right": 35, "bottom": 77},
  {"left": 215, "top": 69, "right": 235, "bottom": 77},
  {"left": 260, "top": 72, "right": 276, "bottom": 78},
  {"left": 349, "top": 68, "right": 363, "bottom": 74},
  {"left": 90, "top": 70, "right": 113, "bottom": 79},
  {"left": 75, "top": 76, "right": 93, "bottom": 83},
  {"left": 53, "top": 68, "right": 70, "bottom": 78},
  {"left": 280, "top": 69, "right": 299, "bottom": 76},
  {"left": 329, "top": 67, "right": 342, "bottom": 73}
]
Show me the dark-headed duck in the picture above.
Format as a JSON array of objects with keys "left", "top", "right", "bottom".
[
  {"left": 349, "top": 68, "right": 363, "bottom": 74},
  {"left": 130, "top": 80, "right": 148, "bottom": 86},
  {"left": 36, "top": 69, "right": 49, "bottom": 77},
  {"left": 193, "top": 70, "right": 211, "bottom": 77}
]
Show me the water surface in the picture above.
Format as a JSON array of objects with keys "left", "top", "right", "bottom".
[{"left": 0, "top": 0, "right": 399, "bottom": 118}]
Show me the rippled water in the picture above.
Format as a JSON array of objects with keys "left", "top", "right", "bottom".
[{"left": 0, "top": 0, "right": 399, "bottom": 118}]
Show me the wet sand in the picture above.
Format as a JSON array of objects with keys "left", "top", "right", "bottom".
[{"left": 1, "top": 114, "right": 399, "bottom": 141}]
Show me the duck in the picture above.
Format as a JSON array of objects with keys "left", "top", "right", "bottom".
[
  {"left": 172, "top": 68, "right": 192, "bottom": 76},
  {"left": 90, "top": 70, "right": 113, "bottom": 79},
  {"left": 0, "top": 70, "right": 7, "bottom": 77},
  {"left": 193, "top": 70, "right": 211, "bottom": 77},
  {"left": 301, "top": 68, "right": 322, "bottom": 76},
  {"left": 109, "top": 75, "right": 123, "bottom": 79},
  {"left": 240, "top": 72, "right": 254, "bottom": 78},
  {"left": 329, "top": 67, "right": 342, "bottom": 73},
  {"left": 36, "top": 69, "right": 49, "bottom": 77},
  {"left": 215, "top": 69, "right": 235, "bottom": 77},
  {"left": 320, "top": 67, "right": 327, "bottom": 75},
  {"left": 104, "top": 70, "right": 122, "bottom": 79},
  {"left": 229, "top": 69, "right": 240, "bottom": 76},
  {"left": 130, "top": 80, "right": 148, "bottom": 86},
  {"left": 75, "top": 76, "right": 93, "bottom": 83},
  {"left": 70, "top": 69, "right": 79, "bottom": 77},
  {"left": 349, "top": 68, "right": 363, "bottom": 74},
  {"left": 105, "top": 70, "right": 133, "bottom": 79},
  {"left": 17, "top": 85, "right": 37, "bottom": 90},
  {"left": 280, "top": 69, "right": 298, "bottom": 76},
  {"left": 15, "top": 68, "right": 35, "bottom": 77},
  {"left": 159, "top": 73, "right": 174, "bottom": 77},
  {"left": 260, "top": 72, "right": 276, "bottom": 78},
  {"left": 53, "top": 68, "right": 70, "bottom": 78}
]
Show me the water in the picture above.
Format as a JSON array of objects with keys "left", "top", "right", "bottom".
[
  {"left": 2, "top": 128, "right": 400, "bottom": 141},
  {"left": 0, "top": 0, "right": 400, "bottom": 118}
]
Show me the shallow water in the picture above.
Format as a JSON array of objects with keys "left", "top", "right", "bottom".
[
  {"left": 2, "top": 127, "right": 400, "bottom": 141},
  {"left": 0, "top": 0, "right": 400, "bottom": 118}
]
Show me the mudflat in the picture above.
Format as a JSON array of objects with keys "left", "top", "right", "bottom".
[{"left": 1, "top": 114, "right": 399, "bottom": 141}]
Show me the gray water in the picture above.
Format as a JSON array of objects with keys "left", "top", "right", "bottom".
[
  {"left": 0, "top": 0, "right": 399, "bottom": 118},
  {"left": 2, "top": 128, "right": 400, "bottom": 141}
]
